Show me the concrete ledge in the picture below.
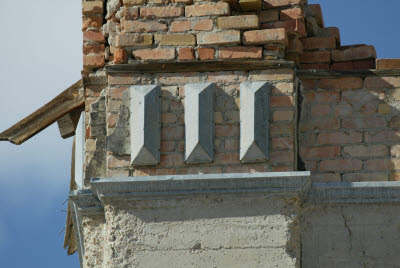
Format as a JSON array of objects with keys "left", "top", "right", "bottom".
[
  {"left": 90, "top": 172, "right": 311, "bottom": 201},
  {"left": 307, "top": 182, "right": 400, "bottom": 204}
]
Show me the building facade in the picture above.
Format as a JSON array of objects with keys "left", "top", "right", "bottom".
[{"left": 2, "top": 0, "right": 400, "bottom": 267}]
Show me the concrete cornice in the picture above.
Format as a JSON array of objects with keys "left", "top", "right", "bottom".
[
  {"left": 307, "top": 181, "right": 400, "bottom": 205},
  {"left": 90, "top": 171, "right": 311, "bottom": 202},
  {"left": 69, "top": 175, "right": 400, "bottom": 212}
]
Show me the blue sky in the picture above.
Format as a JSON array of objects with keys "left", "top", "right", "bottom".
[{"left": 0, "top": 0, "right": 399, "bottom": 267}]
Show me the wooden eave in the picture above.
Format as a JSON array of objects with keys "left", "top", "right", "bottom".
[{"left": 0, "top": 79, "right": 84, "bottom": 145}]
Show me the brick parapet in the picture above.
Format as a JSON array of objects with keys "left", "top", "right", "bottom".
[{"left": 299, "top": 73, "right": 400, "bottom": 182}]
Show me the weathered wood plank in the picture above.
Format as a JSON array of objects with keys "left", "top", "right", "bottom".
[
  {"left": 0, "top": 79, "right": 84, "bottom": 145},
  {"left": 57, "top": 109, "right": 83, "bottom": 139},
  {"left": 106, "top": 60, "right": 294, "bottom": 73}
]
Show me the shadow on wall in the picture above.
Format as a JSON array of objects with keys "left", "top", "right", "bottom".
[{"left": 299, "top": 74, "right": 400, "bottom": 183}]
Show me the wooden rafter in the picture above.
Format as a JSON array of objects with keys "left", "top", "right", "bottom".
[{"left": 0, "top": 79, "right": 84, "bottom": 145}]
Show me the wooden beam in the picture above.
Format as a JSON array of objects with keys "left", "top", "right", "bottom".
[
  {"left": 57, "top": 109, "right": 83, "bottom": 139},
  {"left": 106, "top": 60, "right": 294, "bottom": 74},
  {"left": 0, "top": 79, "right": 84, "bottom": 145}
]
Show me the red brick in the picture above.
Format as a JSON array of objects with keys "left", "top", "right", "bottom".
[
  {"left": 219, "top": 46, "right": 262, "bottom": 59},
  {"left": 108, "top": 155, "right": 130, "bottom": 168},
  {"left": 198, "top": 47, "right": 215, "bottom": 60},
  {"left": 83, "top": 55, "right": 105, "bottom": 69},
  {"left": 390, "top": 117, "right": 400, "bottom": 127},
  {"left": 82, "top": 1, "right": 104, "bottom": 14},
  {"left": 301, "top": 37, "right": 336, "bottom": 50},
  {"left": 263, "top": 0, "right": 301, "bottom": 7},
  {"left": 160, "top": 154, "right": 184, "bottom": 167},
  {"left": 376, "top": 59, "right": 400, "bottom": 69},
  {"left": 185, "top": 2, "right": 230, "bottom": 17},
  {"left": 114, "top": 48, "right": 128, "bottom": 64},
  {"left": 270, "top": 124, "right": 293, "bottom": 136},
  {"left": 271, "top": 96, "right": 294, "bottom": 107},
  {"left": 140, "top": 6, "right": 184, "bottom": 19},
  {"left": 311, "top": 104, "right": 330, "bottom": 117},
  {"left": 124, "top": 6, "right": 139, "bottom": 20},
  {"left": 109, "top": 87, "right": 127, "bottom": 99},
  {"left": 304, "top": 4, "right": 324, "bottom": 27},
  {"left": 366, "top": 159, "right": 400, "bottom": 171},
  {"left": 317, "top": 131, "right": 362, "bottom": 145},
  {"left": 161, "top": 141, "right": 176, "bottom": 153},
  {"left": 178, "top": 47, "right": 194, "bottom": 60},
  {"left": 133, "top": 49, "right": 175, "bottom": 61},
  {"left": 270, "top": 150, "right": 294, "bottom": 162},
  {"left": 272, "top": 137, "right": 293, "bottom": 150},
  {"left": 300, "top": 51, "right": 330, "bottom": 63},
  {"left": 124, "top": 21, "right": 168, "bottom": 33},
  {"left": 300, "top": 118, "right": 340, "bottom": 131},
  {"left": 258, "top": 10, "right": 279, "bottom": 23},
  {"left": 261, "top": 19, "right": 306, "bottom": 37},
  {"left": 319, "top": 77, "right": 363, "bottom": 90},
  {"left": 192, "top": 19, "right": 214, "bottom": 31},
  {"left": 273, "top": 110, "right": 294, "bottom": 121},
  {"left": 243, "top": 28, "right": 287, "bottom": 45},
  {"left": 304, "top": 92, "right": 339, "bottom": 103},
  {"left": 82, "top": 15, "right": 103, "bottom": 31},
  {"left": 170, "top": 20, "right": 191, "bottom": 32},
  {"left": 225, "top": 139, "right": 239, "bottom": 151},
  {"left": 391, "top": 173, "right": 400, "bottom": 181},
  {"left": 161, "top": 113, "right": 177, "bottom": 124},
  {"left": 197, "top": 31, "right": 240, "bottom": 45},
  {"left": 280, "top": 7, "right": 303, "bottom": 20},
  {"left": 161, "top": 126, "right": 184, "bottom": 140},
  {"left": 215, "top": 153, "right": 240, "bottom": 164},
  {"left": 331, "top": 45, "right": 376, "bottom": 62},
  {"left": 333, "top": 60, "right": 375, "bottom": 71},
  {"left": 320, "top": 159, "right": 363, "bottom": 172},
  {"left": 287, "top": 37, "right": 303, "bottom": 53},
  {"left": 343, "top": 145, "right": 387, "bottom": 157},
  {"left": 301, "top": 79, "right": 317, "bottom": 90},
  {"left": 342, "top": 117, "right": 386, "bottom": 129},
  {"left": 365, "top": 130, "right": 400, "bottom": 143},
  {"left": 83, "top": 30, "right": 106, "bottom": 43},
  {"left": 300, "top": 64, "right": 330, "bottom": 70},
  {"left": 216, "top": 125, "right": 239, "bottom": 137},
  {"left": 83, "top": 44, "right": 105, "bottom": 55},
  {"left": 300, "top": 146, "right": 341, "bottom": 159},
  {"left": 158, "top": 72, "right": 202, "bottom": 85},
  {"left": 365, "top": 77, "right": 400, "bottom": 89}
]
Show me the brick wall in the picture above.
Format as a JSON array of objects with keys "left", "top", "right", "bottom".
[
  {"left": 81, "top": 0, "right": 321, "bottom": 70},
  {"left": 102, "top": 68, "right": 296, "bottom": 176},
  {"left": 299, "top": 75, "right": 400, "bottom": 182}
]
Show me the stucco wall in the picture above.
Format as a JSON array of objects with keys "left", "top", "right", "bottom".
[
  {"left": 81, "top": 195, "right": 301, "bottom": 268},
  {"left": 301, "top": 204, "right": 400, "bottom": 268}
]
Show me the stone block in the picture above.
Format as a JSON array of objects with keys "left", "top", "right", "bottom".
[
  {"left": 130, "top": 85, "right": 161, "bottom": 165},
  {"left": 184, "top": 83, "right": 215, "bottom": 163},
  {"left": 240, "top": 81, "right": 271, "bottom": 162}
]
